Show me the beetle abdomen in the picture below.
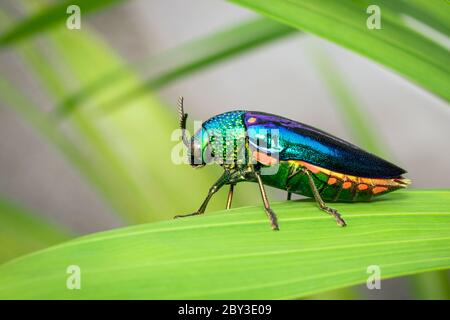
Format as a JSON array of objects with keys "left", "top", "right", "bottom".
[{"left": 260, "top": 160, "right": 410, "bottom": 202}]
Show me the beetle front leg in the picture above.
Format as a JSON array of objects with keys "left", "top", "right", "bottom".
[
  {"left": 254, "top": 172, "right": 279, "bottom": 231},
  {"left": 303, "top": 169, "right": 347, "bottom": 227},
  {"left": 174, "top": 172, "right": 230, "bottom": 219}
]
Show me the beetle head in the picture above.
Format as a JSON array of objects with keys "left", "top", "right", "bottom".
[{"left": 189, "top": 128, "right": 211, "bottom": 168}]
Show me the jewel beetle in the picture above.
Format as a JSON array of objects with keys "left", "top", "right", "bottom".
[{"left": 175, "top": 97, "right": 410, "bottom": 230}]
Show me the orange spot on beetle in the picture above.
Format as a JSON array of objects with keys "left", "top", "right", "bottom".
[
  {"left": 252, "top": 151, "right": 277, "bottom": 166},
  {"left": 361, "top": 178, "right": 373, "bottom": 185},
  {"left": 343, "top": 182, "right": 352, "bottom": 189},
  {"left": 327, "top": 177, "right": 337, "bottom": 185},
  {"left": 373, "top": 186, "right": 388, "bottom": 194},
  {"left": 297, "top": 161, "right": 321, "bottom": 174},
  {"left": 358, "top": 184, "right": 368, "bottom": 191},
  {"left": 247, "top": 117, "right": 257, "bottom": 124}
]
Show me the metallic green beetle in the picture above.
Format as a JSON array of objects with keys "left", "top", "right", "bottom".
[{"left": 175, "top": 97, "right": 410, "bottom": 230}]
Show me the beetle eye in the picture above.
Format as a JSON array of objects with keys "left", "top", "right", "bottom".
[{"left": 188, "top": 139, "right": 204, "bottom": 167}]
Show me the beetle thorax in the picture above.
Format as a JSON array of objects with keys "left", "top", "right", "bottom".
[{"left": 201, "top": 111, "right": 248, "bottom": 166}]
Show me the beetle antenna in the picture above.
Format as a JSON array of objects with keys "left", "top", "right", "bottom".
[{"left": 178, "top": 96, "right": 190, "bottom": 147}]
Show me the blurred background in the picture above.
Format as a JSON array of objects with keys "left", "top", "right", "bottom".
[{"left": 0, "top": 0, "right": 449, "bottom": 299}]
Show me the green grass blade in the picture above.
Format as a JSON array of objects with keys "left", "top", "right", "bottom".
[
  {"left": 0, "top": 197, "right": 71, "bottom": 264},
  {"left": 0, "top": 190, "right": 448, "bottom": 299},
  {"left": 377, "top": 0, "right": 450, "bottom": 36},
  {"left": 57, "top": 17, "right": 297, "bottom": 116},
  {"left": 0, "top": 0, "right": 125, "bottom": 46},
  {"left": 230, "top": 0, "right": 450, "bottom": 102}
]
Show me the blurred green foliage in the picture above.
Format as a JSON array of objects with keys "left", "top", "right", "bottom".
[{"left": 0, "top": 197, "right": 71, "bottom": 264}]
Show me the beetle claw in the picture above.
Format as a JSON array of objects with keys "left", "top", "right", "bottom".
[
  {"left": 322, "top": 207, "right": 346, "bottom": 227},
  {"left": 265, "top": 208, "right": 280, "bottom": 231},
  {"left": 174, "top": 212, "right": 201, "bottom": 219}
]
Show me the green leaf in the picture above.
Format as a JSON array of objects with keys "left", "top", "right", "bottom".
[
  {"left": 0, "top": 0, "right": 125, "bottom": 46},
  {"left": 57, "top": 17, "right": 297, "bottom": 116},
  {"left": 1, "top": 190, "right": 449, "bottom": 299},
  {"left": 0, "top": 197, "right": 71, "bottom": 264},
  {"left": 230, "top": 0, "right": 450, "bottom": 102},
  {"left": 377, "top": 0, "right": 450, "bottom": 37}
]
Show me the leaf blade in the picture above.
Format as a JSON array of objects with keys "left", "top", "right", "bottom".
[
  {"left": 0, "top": 0, "right": 125, "bottom": 46},
  {"left": 0, "top": 190, "right": 449, "bottom": 299}
]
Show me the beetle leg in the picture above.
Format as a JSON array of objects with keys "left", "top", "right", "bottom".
[
  {"left": 226, "top": 184, "right": 235, "bottom": 210},
  {"left": 303, "top": 169, "right": 347, "bottom": 227},
  {"left": 174, "top": 172, "right": 230, "bottom": 219},
  {"left": 254, "top": 172, "right": 279, "bottom": 231}
]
